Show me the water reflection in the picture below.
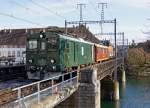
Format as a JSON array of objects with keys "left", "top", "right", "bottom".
[
  {"left": 121, "top": 82, "right": 126, "bottom": 98},
  {"left": 102, "top": 76, "right": 150, "bottom": 108},
  {"left": 115, "top": 101, "right": 120, "bottom": 108}
]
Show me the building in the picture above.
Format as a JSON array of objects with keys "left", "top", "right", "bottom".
[
  {"left": 0, "top": 31, "right": 26, "bottom": 65},
  {"left": 0, "top": 45, "right": 26, "bottom": 64}
]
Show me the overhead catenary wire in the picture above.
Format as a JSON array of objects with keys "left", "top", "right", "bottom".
[
  {"left": 87, "top": 0, "right": 100, "bottom": 16},
  {"left": 29, "top": 0, "right": 67, "bottom": 20},
  {"left": 0, "top": 12, "right": 45, "bottom": 27},
  {"left": 10, "top": 0, "right": 41, "bottom": 15}
]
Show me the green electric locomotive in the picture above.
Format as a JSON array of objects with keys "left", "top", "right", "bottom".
[{"left": 26, "top": 31, "right": 94, "bottom": 79}]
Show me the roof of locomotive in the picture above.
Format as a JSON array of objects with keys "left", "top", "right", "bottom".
[
  {"left": 27, "top": 32, "right": 95, "bottom": 45},
  {"left": 58, "top": 33, "right": 95, "bottom": 45},
  {"left": 28, "top": 32, "right": 110, "bottom": 47},
  {"left": 94, "top": 43, "right": 109, "bottom": 49}
]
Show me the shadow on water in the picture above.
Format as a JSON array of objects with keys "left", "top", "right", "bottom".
[{"left": 101, "top": 76, "right": 150, "bottom": 108}]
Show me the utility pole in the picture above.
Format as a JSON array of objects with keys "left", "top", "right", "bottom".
[
  {"left": 122, "top": 32, "right": 125, "bottom": 64},
  {"left": 114, "top": 18, "right": 117, "bottom": 81},
  {"left": 77, "top": 3, "right": 86, "bottom": 22},
  {"left": 65, "top": 20, "right": 67, "bottom": 34},
  {"left": 98, "top": 2, "right": 107, "bottom": 34}
]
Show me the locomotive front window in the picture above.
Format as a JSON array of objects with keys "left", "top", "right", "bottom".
[
  {"left": 28, "top": 40, "right": 37, "bottom": 49},
  {"left": 41, "top": 42, "right": 46, "bottom": 50}
]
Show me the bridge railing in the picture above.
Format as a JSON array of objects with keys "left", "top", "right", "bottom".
[{"left": 1, "top": 71, "right": 78, "bottom": 108}]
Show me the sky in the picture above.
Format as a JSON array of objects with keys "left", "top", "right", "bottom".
[{"left": 0, "top": 0, "right": 150, "bottom": 44}]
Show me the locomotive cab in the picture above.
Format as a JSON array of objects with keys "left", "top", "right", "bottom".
[{"left": 26, "top": 32, "right": 60, "bottom": 79}]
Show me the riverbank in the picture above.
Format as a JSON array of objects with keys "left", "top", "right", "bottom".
[
  {"left": 126, "top": 40, "right": 150, "bottom": 77},
  {"left": 127, "top": 64, "right": 150, "bottom": 77}
]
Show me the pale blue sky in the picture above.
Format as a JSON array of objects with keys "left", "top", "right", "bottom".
[{"left": 0, "top": 0, "right": 149, "bottom": 43}]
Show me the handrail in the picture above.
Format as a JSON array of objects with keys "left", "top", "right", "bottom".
[
  {"left": 14, "top": 76, "right": 77, "bottom": 103},
  {"left": 13, "top": 71, "right": 77, "bottom": 91}
]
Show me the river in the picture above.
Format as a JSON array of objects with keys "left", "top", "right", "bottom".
[{"left": 102, "top": 76, "right": 150, "bottom": 108}]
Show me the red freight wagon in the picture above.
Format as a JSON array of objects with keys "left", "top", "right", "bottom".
[{"left": 94, "top": 44, "right": 109, "bottom": 62}]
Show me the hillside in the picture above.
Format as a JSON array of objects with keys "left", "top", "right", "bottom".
[
  {"left": 137, "top": 40, "right": 150, "bottom": 53},
  {"left": 127, "top": 40, "right": 150, "bottom": 76}
]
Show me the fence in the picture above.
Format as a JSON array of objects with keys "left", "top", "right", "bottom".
[{"left": 1, "top": 71, "right": 78, "bottom": 108}]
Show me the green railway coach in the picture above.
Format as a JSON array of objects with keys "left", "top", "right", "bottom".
[{"left": 26, "top": 32, "right": 94, "bottom": 79}]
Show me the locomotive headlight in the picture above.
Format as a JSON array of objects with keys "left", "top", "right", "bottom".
[
  {"left": 40, "top": 34, "right": 43, "bottom": 38},
  {"left": 29, "top": 59, "right": 32, "bottom": 63},
  {"left": 37, "top": 67, "right": 39, "bottom": 70},
  {"left": 30, "top": 66, "right": 34, "bottom": 69},
  {"left": 52, "top": 66, "right": 56, "bottom": 70},
  {"left": 51, "top": 59, "right": 55, "bottom": 64}
]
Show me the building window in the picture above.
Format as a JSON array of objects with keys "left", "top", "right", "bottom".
[
  {"left": 8, "top": 51, "right": 11, "bottom": 56},
  {"left": 17, "top": 51, "right": 20, "bottom": 57},
  {"left": 12, "top": 51, "right": 15, "bottom": 57}
]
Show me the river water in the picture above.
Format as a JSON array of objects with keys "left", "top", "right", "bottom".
[{"left": 102, "top": 76, "right": 150, "bottom": 108}]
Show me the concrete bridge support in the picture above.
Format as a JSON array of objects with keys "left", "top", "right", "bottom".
[
  {"left": 114, "top": 80, "right": 119, "bottom": 101},
  {"left": 114, "top": 65, "right": 127, "bottom": 101},
  {"left": 55, "top": 68, "right": 101, "bottom": 108},
  {"left": 101, "top": 78, "right": 120, "bottom": 101},
  {"left": 121, "top": 66, "right": 126, "bottom": 82},
  {"left": 77, "top": 68, "right": 100, "bottom": 108},
  {"left": 101, "top": 77, "right": 114, "bottom": 101},
  {"left": 101, "top": 75, "right": 120, "bottom": 101}
]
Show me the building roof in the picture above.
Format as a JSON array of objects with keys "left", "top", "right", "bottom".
[{"left": 0, "top": 26, "right": 100, "bottom": 46}]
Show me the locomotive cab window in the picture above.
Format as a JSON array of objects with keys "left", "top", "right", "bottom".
[
  {"left": 41, "top": 42, "right": 46, "bottom": 50},
  {"left": 28, "top": 40, "right": 37, "bottom": 49}
]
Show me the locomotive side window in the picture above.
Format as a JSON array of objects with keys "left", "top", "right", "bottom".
[{"left": 28, "top": 40, "right": 37, "bottom": 49}]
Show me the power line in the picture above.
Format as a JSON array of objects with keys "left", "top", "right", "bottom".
[
  {"left": 87, "top": 0, "right": 99, "bottom": 16},
  {"left": 29, "top": 0, "right": 67, "bottom": 20},
  {"left": 10, "top": 0, "right": 41, "bottom": 15},
  {"left": 0, "top": 12, "right": 45, "bottom": 26}
]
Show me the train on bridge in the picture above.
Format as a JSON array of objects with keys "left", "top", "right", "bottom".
[{"left": 26, "top": 31, "right": 114, "bottom": 80}]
